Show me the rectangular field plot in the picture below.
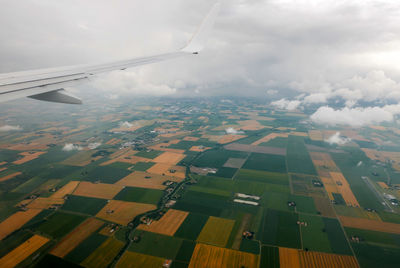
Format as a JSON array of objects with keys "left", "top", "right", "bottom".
[
  {"left": 299, "top": 214, "right": 332, "bottom": 253},
  {"left": 290, "top": 174, "right": 326, "bottom": 197},
  {"left": 137, "top": 209, "right": 188, "bottom": 236},
  {"left": 351, "top": 242, "right": 400, "bottom": 268},
  {"left": 223, "top": 157, "right": 246, "bottom": 168},
  {"left": 0, "top": 235, "right": 49, "bottom": 267},
  {"left": 313, "top": 197, "right": 336, "bottom": 218},
  {"left": 62, "top": 195, "right": 107, "bottom": 215},
  {"left": 36, "top": 212, "right": 87, "bottom": 239},
  {"left": 287, "top": 136, "right": 317, "bottom": 175},
  {"left": 128, "top": 230, "right": 182, "bottom": 259},
  {"left": 279, "top": 247, "right": 301, "bottom": 268},
  {"left": 113, "top": 186, "right": 164, "bottom": 205},
  {"left": 197, "top": 216, "right": 235, "bottom": 247},
  {"left": 116, "top": 251, "right": 165, "bottom": 268},
  {"left": 73, "top": 182, "right": 123, "bottom": 200},
  {"left": 192, "top": 149, "right": 248, "bottom": 168},
  {"left": 146, "top": 163, "right": 186, "bottom": 179},
  {"left": 224, "top": 143, "right": 286, "bottom": 155},
  {"left": 339, "top": 215, "right": 400, "bottom": 234},
  {"left": 188, "top": 243, "right": 259, "bottom": 268},
  {"left": 82, "top": 166, "right": 131, "bottom": 184},
  {"left": 175, "top": 240, "right": 196, "bottom": 263},
  {"left": 81, "top": 237, "right": 124, "bottom": 268},
  {"left": 259, "top": 209, "right": 301, "bottom": 249},
  {"left": 242, "top": 153, "right": 287, "bottom": 173},
  {"left": 64, "top": 233, "right": 108, "bottom": 264},
  {"left": 260, "top": 245, "right": 280, "bottom": 268},
  {"left": 153, "top": 152, "right": 186, "bottom": 165},
  {"left": 50, "top": 218, "right": 104, "bottom": 258},
  {"left": 96, "top": 200, "right": 156, "bottom": 225},
  {"left": 0, "top": 208, "right": 42, "bottom": 240},
  {"left": 115, "top": 171, "right": 183, "bottom": 190},
  {"left": 298, "top": 250, "right": 359, "bottom": 268},
  {"left": 323, "top": 218, "right": 353, "bottom": 255},
  {"left": 345, "top": 227, "right": 400, "bottom": 249},
  {"left": 236, "top": 169, "right": 289, "bottom": 185},
  {"left": 174, "top": 213, "right": 209, "bottom": 240},
  {"left": 51, "top": 180, "right": 80, "bottom": 198}
]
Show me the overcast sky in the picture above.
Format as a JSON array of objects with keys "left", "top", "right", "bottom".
[{"left": 2, "top": 0, "right": 400, "bottom": 127}]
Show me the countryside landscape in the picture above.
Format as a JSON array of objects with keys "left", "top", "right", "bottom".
[{"left": 1, "top": 97, "right": 400, "bottom": 267}]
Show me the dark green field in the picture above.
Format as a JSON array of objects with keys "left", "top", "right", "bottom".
[
  {"left": 299, "top": 214, "right": 332, "bottom": 252},
  {"left": 82, "top": 166, "right": 131, "bottom": 184},
  {"left": 242, "top": 153, "right": 287, "bottom": 173},
  {"left": 236, "top": 169, "right": 289, "bottom": 185},
  {"left": 135, "top": 150, "right": 163, "bottom": 159},
  {"left": 114, "top": 186, "right": 164, "bottom": 205},
  {"left": 322, "top": 217, "right": 353, "bottom": 255},
  {"left": 174, "top": 213, "right": 209, "bottom": 240},
  {"left": 260, "top": 245, "right": 280, "bottom": 268},
  {"left": 62, "top": 195, "right": 107, "bottom": 215},
  {"left": 193, "top": 149, "right": 248, "bottom": 168},
  {"left": 131, "top": 162, "right": 155, "bottom": 171},
  {"left": 36, "top": 212, "right": 87, "bottom": 239},
  {"left": 239, "top": 239, "right": 260, "bottom": 254},
  {"left": 287, "top": 136, "right": 317, "bottom": 175},
  {"left": 174, "top": 240, "right": 196, "bottom": 263},
  {"left": 65, "top": 233, "right": 108, "bottom": 264}
]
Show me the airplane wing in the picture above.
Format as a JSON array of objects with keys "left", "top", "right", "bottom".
[{"left": 0, "top": 2, "right": 220, "bottom": 104}]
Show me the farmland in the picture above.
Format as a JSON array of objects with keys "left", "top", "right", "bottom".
[
  {"left": 197, "top": 216, "right": 236, "bottom": 247},
  {"left": 137, "top": 209, "right": 188, "bottom": 236}
]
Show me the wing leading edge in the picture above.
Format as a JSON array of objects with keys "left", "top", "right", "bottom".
[{"left": 0, "top": 2, "right": 220, "bottom": 104}]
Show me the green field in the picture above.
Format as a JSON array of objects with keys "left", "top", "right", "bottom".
[
  {"left": 345, "top": 227, "right": 400, "bottom": 248},
  {"left": 82, "top": 237, "right": 124, "bottom": 268},
  {"left": 351, "top": 243, "right": 400, "bottom": 268},
  {"left": 62, "top": 195, "right": 107, "bottom": 215},
  {"left": 287, "top": 136, "right": 317, "bottom": 175},
  {"left": 128, "top": 231, "right": 183, "bottom": 259},
  {"left": 65, "top": 233, "right": 108, "bottom": 264},
  {"left": 0, "top": 229, "right": 33, "bottom": 258},
  {"left": 35, "top": 254, "right": 83, "bottom": 268},
  {"left": 197, "top": 216, "right": 235, "bottom": 247},
  {"left": 236, "top": 169, "right": 289, "bottom": 185},
  {"left": 135, "top": 150, "right": 163, "bottom": 159},
  {"left": 290, "top": 173, "right": 325, "bottom": 197},
  {"left": 174, "top": 213, "right": 209, "bottom": 240},
  {"left": 83, "top": 166, "right": 131, "bottom": 184},
  {"left": 260, "top": 137, "right": 288, "bottom": 148},
  {"left": 36, "top": 212, "right": 87, "bottom": 239},
  {"left": 322, "top": 217, "right": 353, "bottom": 255},
  {"left": 299, "top": 214, "right": 332, "bottom": 252},
  {"left": 193, "top": 149, "right": 248, "bottom": 168},
  {"left": 212, "top": 167, "right": 237, "bottom": 178},
  {"left": 174, "top": 240, "right": 196, "bottom": 263},
  {"left": 131, "top": 162, "right": 155, "bottom": 171},
  {"left": 260, "top": 245, "right": 280, "bottom": 268},
  {"left": 239, "top": 239, "right": 260, "bottom": 254},
  {"left": 242, "top": 153, "right": 287, "bottom": 173},
  {"left": 113, "top": 186, "right": 164, "bottom": 205}
]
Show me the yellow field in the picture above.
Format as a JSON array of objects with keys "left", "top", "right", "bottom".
[
  {"left": 0, "top": 235, "right": 50, "bottom": 267},
  {"left": 146, "top": 163, "right": 186, "bottom": 179},
  {"left": 308, "top": 130, "right": 323, "bottom": 141},
  {"left": 51, "top": 181, "right": 80, "bottom": 198},
  {"left": 252, "top": 133, "right": 288, "bottom": 146},
  {"left": 189, "top": 146, "right": 212, "bottom": 152},
  {"left": 0, "top": 171, "right": 22, "bottom": 182},
  {"left": 137, "top": 209, "right": 188, "bottom": 236},
  {"left": 330, "top": 172, "right": 360, "bottom": 207},
  {"left": 13, "top": 151, "right": 46, "bottom": 165},
  {"left": 50, "top": 218, "right": 104, "bottom": 258},
  {"left": 153, "top": 152, "right": 186, "bottom": 165},
  {"left": 96, "top": 200, "right": 156, "bottom": 225},
  {"left": 100, "top": 149, "right": 152, "bottom": 166},
  {"left": 188, "top": 243, "right": 258, "bottom": 268},
  {"left": 115, "top": 171, "right": 183, "bottom": 190},
  {"left": 73, "top": 182, "right": 123, "bottom": 200},
  {"left": 218, "top": 135, "right": 247, "bottom": 144},
  {"left": 81, "top": 237, "right": 124, "bottom": 268},
  {"left": 310, "top": 152, "right": 338, "bottom": 171},
  {"left": 289, "top": 131, "right": 309, "bottom": 137},
  {"left": 26, "top": 197, "right": 65, "bottom": 209},
  {"left": 197, "top": 216, "right": 235, "bottom": 247},
  {"left": 339, "top": 216, "right": 400, "bottom": 234},
  {"left": 116, "top": 251, "right": 165, "bottom": 268},
  {"left": 149, "top": 140, "right": 185, "bottom": 154},
  {"left": 0, "top": 209, "right": 42, "bottom": 240},
  {"left": 279, "top": 247, "right": 301, "bottom": 268}
]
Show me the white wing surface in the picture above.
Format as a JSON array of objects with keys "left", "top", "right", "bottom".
[{"left": 0, "top": 2, "right": 220, "bottom": 104}]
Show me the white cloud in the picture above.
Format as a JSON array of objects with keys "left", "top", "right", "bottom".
[
  {"left": 225, "top": 127, "right": 244, "bottom": 135},
  {"left": 119, "top": 121, "right": 133, "bottom": 128},
  {"left": 88, "top": 142, "right": 101, "bottom": 150},
  {"left": 325, "top": 132, "right": 351, "bottom": 145},
  {"left": 303, "top": 93, "right": 328, "bottom": 104},
  {"left": 310, "top": 106, "right": 394, "bottom": 127},
  {"left": 271, "top": 98, "right": 301, "bottom": 111},
  {"left": 62, "top": 143, "right": 83, "bottom": 151},
  {"left": 267, "top": 89, "right": 278, "bottom": 95},
  {"left": 0, "top": 125, "right": 22, "bottom": 132}
]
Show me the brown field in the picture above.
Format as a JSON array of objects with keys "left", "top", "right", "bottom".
[
  {"left": 238, "top": 120, "right": 265, "bottom": 131},
  {"left": 137, "top": 209, "right": 189, "bottom": 235},
  {"left": 330, "top": 172, "right": 360, "bottom": 207},
  {"left": 0, "top": 171, "right": 22, "bottom": 182},
  {"left": 159, "top": 131, "right": 190, "bottom": 138},
  {"left": 105, "top": 138, "right": 121, "bottom": 145},
  {"left": 188, "top": 243, "right": 258, "bottom": 268},
  {"left": 252, "top": 133, "right": 288, "bottom": 146},
  {"left": 0, "top": 235, "right": 50, "bottom": 267},
  {"left": 96, "top": 200, "right": 156, "bottom": 225},
  {"left": 153, "top": 152, "right": 186, "bottom": 165},
  {"left": 290, "top": 132, "right": 309, "bottom": 137},
  {"left": 299, "top": 250, "right": 359, "bottom": 268},
  {"left": 377, "top": 181, "right": 389, "bottom": 189},
  {"left": 50, "top": 218, "right": 104, "bottom": 258},
  {"left": 13, "top": 151, "right": 46, "bottom": 165},
  {"left": 115, "top": 171, "right": 183, "bottom": 190},
  {"left": 279, "top": 247, "right": 301, "bottom": 268},
  {"left": 197, "top": 216, "right": 235, "bottom": 247},
  {"left": 81, "top": 237, "right": 124, "bottom": 268},
  {"left": 320, "top": 177, "right": 339, "bottom": 201},
  {"left": 51, "top": 181, "right": 80, "bottom": 199},
  {"left": 147, "top": 163, "right": 186, "bottom": 179},
  {"left": 184, "top": 136, "right": 200, "bottom": 141},
  {"left": 73, "top": 182, "right": 123, "bottom": 200},
  {"left": 116, "top": 252, "right": 165, "bottom": 268},
  {"left": 0, "top": 167, "right": 7, "bottom": 172},
  {"left": 149, "top": 141, "right": 186, "bottom": 154},
  {"left": 308, "top": 130, "right": 324, "bottom": 141},
  {"left": 218, "top": 135, "right": 247, "bottom": 144},
  {"left": 0, "top": 209, "right": 42, "bottom": 240},
  {"left": 339, "top": 216, "right": 400, "bottom": 234},
  {"left": 362, "top": 148, "right": 400, "bottom": 165},
  {"left": 224, "top": 143, "right": 286, "bottom": 156},
  {"left": 26, "top": 197, "right": 65, "bottom": 209},
  {"left": 0, "top": 161, "right": 6, "bottom": 165},
  {"left": 313, "top": 197, "right": 336, "bottom": 218},
  {"left": 369, "top": 125, "right": 386, "bottom": 131},
  {"left": 62, "top": 151, "right": 103, "bottom": 166},
  {"left": 310, "top": 152, "right": 339, "bottom": 174},
  {"left": 0, "top": 143, "right": 48, "bottom": 151},
  {"left": 190, "top": 146, "right": 212, "bottom": 152}
]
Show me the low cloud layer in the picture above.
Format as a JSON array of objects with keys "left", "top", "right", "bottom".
[
  {"left": 119, "top": 121, "right": 133, "bottom": 128},
  {"left": 271, "top": 99, "right": 301, "bottom": 111},
  {"left": 62, "top": 143, "right": 83, "bottom": 151},
  {"left": 325, "top": 132, "right": 351, "bottom": 145},
  {"left": 0, "top": 125, "right": 22, "bottom": 132},
  {"left": 225, "top": 127, "right": 244, "bottom": 135}
]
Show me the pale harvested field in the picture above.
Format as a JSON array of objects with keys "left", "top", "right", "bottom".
[
  {"left": 149, "top": 141, "right": 185, "bottom": 154},
  {"left": 0, "top": 235, "right": 49, "bottom": 267},
  {"left": 0, "top": 209, "right": 42, "bottom": 240},
  {"left": 190, "top": 146, "right": 212, "bottom": 152},
  {"left": 73, "top": 182, "right": 123, "bottom": 200},
  {"left": 0, "top": 171, "right": 22, "bottom": 182},
  {"left": 321, "top": 177, "right": 338, "bottom": 201},
  {"left": 184, "top": 136, "right": 200, "bottom": 141},
  {"left": 279, "top": 247, "right": 301, "bottom": 268},
  {"left": 330, "top": 172, "right": 360, "bottom": 207},
  {"left": 377, "top": 181, "right": 389, "bottom": 189},
  {"left": 197, "top": 216, "right": 235, "bottom": 247},
  {"left": 51, "top": 181, "right": 80, "bottom": 199},
  {"left": 147, "top": 163, "right": 186, "bottom": 179},
  {"left": 13, "top": 151, "right": 46, "bottom": 165},
  {"left": 96, "top": 200, "right": 156, "bottom": 225},
  {"left": 223, "top": 158, "right": 247, "bottom": 169},
  {"left": 252, "top": 133, "right": 288, "bottom": 146},
  {"left": 137, "top": 209, "right": 188, "bottom": 236},
  {"left": 238, "top": 120, "right": 265, "bottom": 131},
  {"left": 153, "top": 152, "right": 186, "bottom": 165},
  {"left": 0, "top": 161, "right": 7, "bottom": 165},
  {"left": 299, "top": 250, "right": 359, "bottom": 268},
  {"left": 62, "top": 151, "right": 103, "bottom": 166},
  {"left": 115, "top": 171, "right": 182, "bottom": 190},
  {"left": 339, "top": 216, "right": 400, "bottom": 234},
  {"left": 0, "top": 143, "right": 48, "bottom": 151},
  {"left": 188, "top": 243, "right": 258, "bottom": 268},
  {"left": 313, "top": 197, "right": 336, "bottom": 218},
  {"left": 159, "top": 131, "right": 190, "bottom": 138},
  {"left": 50, "top": 218, "right": 104, "bottom": 258},
  {"left": 224, "top": 143, "right": 286, "bottom": 156},
  {"left": 100, "top": 149, "right": 152, "bottom": 166},
  {"left": 27, "top": 197, "right": 65, "bottom": 209},
  {"left": 218, "top": 135, "right": 247, "bottom": 144},
  {"left": 308, "top": 130, "right": 324, "bottom": 141}
]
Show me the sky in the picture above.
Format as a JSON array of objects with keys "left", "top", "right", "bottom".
[{"left": 1, "top": 0, "right": 400, "bottom": 127}]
